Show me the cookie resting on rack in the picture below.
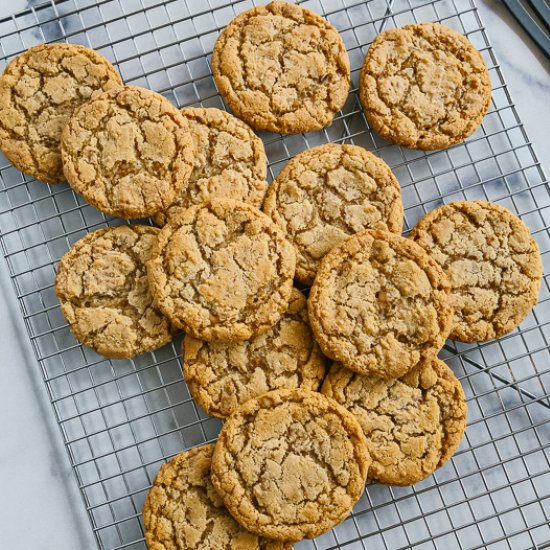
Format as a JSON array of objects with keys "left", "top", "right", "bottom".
[
  {"left": 54, "top": 225, "right": 175, "bottom": 359},
  {"left": 211, "top": 388, "right": 370, "bottom": 542},
  {"left": 61, "top": 85, "right": 195, "bottom": 219},
  {"left": 147, "top": 199, "right": 296, "bottom": 343},
  {"left": 211, "top": 1, "right": 350, "bottom": 134},
  {"left": 409, "top": 200, "right": 542, "bottom": 342},
  {"left": 308, "top": 229, "right": 454, "bottom": 379},
  {"left": 0, "top": 43, "right": 122, "bottom": 183},
  {"left": 143, "top": 444, "right": 292, "bottom": 550},
  {"left": 322, "top": 358, "right": 467, "bottom": 486}
]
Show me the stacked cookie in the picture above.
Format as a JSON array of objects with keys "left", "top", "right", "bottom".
[{"left": 0, "top": 1, "right": 544, "bottom": 548}]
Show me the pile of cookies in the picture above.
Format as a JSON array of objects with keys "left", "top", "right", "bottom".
[{"left": 0, "top": 1, "right": 544, "bottom": 548}]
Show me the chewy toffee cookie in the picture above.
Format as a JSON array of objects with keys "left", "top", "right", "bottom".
[
  {"left": 263, "top": 143, "right": 403, "bottom": 284},
  {"left": 359, "top": 23, "right": 491, "bottom": 150},
  {"left": 409, "top": 200, "right": 542, "bottom": 342},
  {"left": 55, "top": 225, "right": 175, "bottom": 359},
  {"left": 147, "top": 199, "right": 296, "bottom": 343},
  {"left": 0, "top": 43, "right": 122, "bottom": 183},
  {"left": 61, "top": 86, "right": 194, "bottom": 219},
  {"left": 211, "top": 389, "right": 370, "bottom": 542},
  {"left": 153, "top": 107, "right": 268, "bottom": 226},
  {"left": 143, "top": 444, "right": 291, "bottom": 550},
  {"left": 322, "top": 359, "right": 467, "bottom": 485},
  {"left": 211, "top": 1, "right": 350, "bottom": 134},
  {"left": 183, "top": 288, "right": 326, "bottom": 419},
  {"left": 308, "top": 229, "right": 453, "bottom": 379}
]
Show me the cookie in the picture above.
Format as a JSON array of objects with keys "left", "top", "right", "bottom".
[
  {"left": 153, "top": 107, "right": 268, "bottom": 226},
  {"left": 322, "top": 359, "right": 466, "bottom": 486},
  {"left": 211, "top": 1, "right": 350, "bottom": 134},
  {"left": 143, "top": 444, "right": 291, "bottom": 550},
  {"left": 0, "top": 43, "right": 122, "bottom": 183},
  {"left": 263, "top": 143, "right": 403, "bottom": 284},
  {"left": 211, "top": 388, "right": 370, "bottom": 542},
  {"left": 54, "top": 225, "right": 175, "bottom": 359},
  {"left": 147, "top": 199, "right": 296, "bottom": 343},
  {"left": 61, "top": 85, "right": 194, "bottom": 219},
  {"left": 308, "top": 229, "right": 453, "bottom": 379},
  {"left": 183, "top": 289, "right": 326, "bottom": 419},
  {"left": 409, "top": 200, "right": 542, "bottom": 342},
  {"left": 359, "top": 22, "right": 491, "bottom": 150}
]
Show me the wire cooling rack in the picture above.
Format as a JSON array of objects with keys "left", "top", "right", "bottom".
[{"left": 1, "top": 0, "right": 549, "bottom": 549}]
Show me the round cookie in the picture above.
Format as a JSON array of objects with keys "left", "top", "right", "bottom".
[
  {"left": 61, "top": 85, "right": 195, "bottom": 219},
  {"left": 321, "top": 359, "right": 467, "bottom": 486},
  {"left": 147, "top": 199, "right": 296, "bottom": 343},
  {"left": 153, "top": 107, "right": 268, "bottom": 226},
  {"left": 409, "top": 200, "right": 542, "bottom": 342},
  {"left": 211, "top": 1, "right": 350, "bottom": 134},
  {"left": 263, "top": 143, "right": 403, "bottom": 284},
  {"left": 359, "top": 22, "right": 491, "bottom": 150},
  {"left": 54, "top": 225, "right": 175, "bottom": 359},
  {"left": 143, "top": 444, "right": 291, "bottom": 550},
  {"left": 211, "top": 388, "right": 370, "bottom": 542},
  {"left": 308, "top": 229, "right": 453, "bottom": 379},
  {"left": 0, "top": 43, "right": 122, "bottom": 183},
  {"left": 183, "top": 288, "right": 326, "bottom": 419}
]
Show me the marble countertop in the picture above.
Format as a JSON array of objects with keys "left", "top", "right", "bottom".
[{"left": 0, "top": 1, "right": 548, "bottom": 549}]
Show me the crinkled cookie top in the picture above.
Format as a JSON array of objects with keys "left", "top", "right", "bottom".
[
  {"left": 147, "top": 199, "right": 296, "bottom": 343},
  {"left": 211, "top": 389, "right": 370, "bottom": 542},
  {"left": 154, "top": 107, "right": 267, "bottom": 226},
  {"left": 54, "top": 225, "right": 175, "bottom": 359},
  {"left": 61, "top": 85, "right": 194, "bottom": 218},
  {"left": 322, "top": 359, "right": 467, "bottom": 485},
  {"left": 360, "top": 22, "right": 491, "bottom": 150},
  {"left": 263, "top": 143, "right": 403, "bottom": 284},
  {"left": 308, "top": 229, "right": 453, "bottom": 378},
  {"left": 0, "top": 43, "right": 122, "bottom": 182},
  {"left": 212, "top": 1, "right": 350, "bottom": 134},
  {"left": 409, "top": 200, "right": 542, "bottom": 341},
  {"left": 143, "top": 444, "right": 291, "bottom": 550}
]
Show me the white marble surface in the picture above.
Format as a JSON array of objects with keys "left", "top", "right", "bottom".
[{"left": 0, "top": 1, "right": 548, "bottom": 549}]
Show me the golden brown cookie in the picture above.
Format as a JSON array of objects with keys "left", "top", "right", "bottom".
[
  {"left": 308, "top": 229, "right": 453, "bottom": 379},
  {"left": 359, "top": 23, "right": 491, "bottom": 150},
  {"left": 147, "top": 199, "right": 296, "bottom": 343},
  {"left": 61, "top": 86, "right": 194, "bottom": 219},
  {"left": 211, "top": 1, "right": 350, "bottom": 134},
  {"left": 322, "top": 359, "right": 467, "bottom": 486},
  {"left": 54, "top": 225, "right": 175, "bottom": 359},
  {"left": 211, "top": 389, "right": 370, "bottom": 542},
  {"left": 263, "top": 143, "right": 403, "bottom": 284},
  {"left": 409, "top": 200, "right": 542, "bottom": 342},
  {"left": 153, "top": 107, "right": 268, "bottom": 226},
  {"left": 183, "top": 289, "right": 326, "bottom": 419},
  {"left": 143, "top": 444, "right": 292, "bottom": 550},
  {"left": 0, "top": 43, "right": 122, "bottom": 183}
]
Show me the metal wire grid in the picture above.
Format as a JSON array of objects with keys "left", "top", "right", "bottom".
[{"left": 0, "top": 0, "right": 549, "bottom": 548}]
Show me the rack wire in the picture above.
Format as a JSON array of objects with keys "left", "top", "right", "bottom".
[{"left": 0, "top": 0, "right": 549, "bottom": 549}]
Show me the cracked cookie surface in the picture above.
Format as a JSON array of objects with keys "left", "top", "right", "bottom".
[
  {"left": 359, "top": 23, "right": 491, "bottom": 150},
  {"left": 322, "top": 359, "right": 466, "bottom": 485},
  {"left": 143, "top": 444, "right": 291, "bottom": 550},
  {"left": 263, "top": 143, "right": 403, "bottom": 284},
  {"left": 147, "top": 199, "right": 296, "bottom": 343},
  {"left": 308, "top": 229, "right": 453, "bottom": 378},
  {"left": 0, "top": 43, "right": 122, "bottom": 183},
  {"left": 61, "top": 85, "right": 194, "bottom": 218},
  {"left": 153, "top": 107, "right": 268, "bottom": 226},
  {"left": 409, "top": 200, "right": 542, "bottom": 342},
  {"left": 211, "top": 389, "right": 370, "bottom": 542},
  {"left": 55, "top": 225, "right": 175, "bottom": 359},
  {"left": 183, "top": 289, "right": 326, "bottom": 419},
  {"left": 211, "top": 1, "right": 350, "bottom": 134}
]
